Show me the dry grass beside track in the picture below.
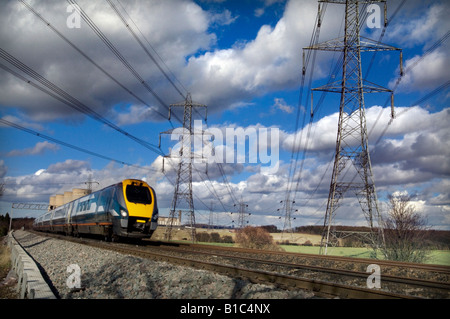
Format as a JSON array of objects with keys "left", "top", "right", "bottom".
[{"left": 0, "top": 236, "right": 18, "bottom": 299}]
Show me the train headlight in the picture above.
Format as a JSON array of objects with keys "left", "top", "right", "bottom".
[{"left": 120, "top": 209, "right": 128, "bottom": 217}]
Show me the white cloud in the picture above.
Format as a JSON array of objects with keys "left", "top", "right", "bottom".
[
  {"left": 209, "top": 9, "right": 238, "bottom": 26},
  {"left": 6, "top": 141, "right": 59, "bottom": 157},
  {"left": 0, "top": 160, "right": 7, "bottom": 179},
  {"left": 46, "top": 159, "right": 91, "bottom": 174},
  {"left": 386, "top": 2, "right": 450, "bottom": 48},
  {"left": 389, "top": 49, "right": 450, "bottom": 93},
  {"left": 272, "top": 98, "right": 294, "bottom": 114},
  {"left": 0, "top": 115, "right": 45, "bottom": 131},
  {"left": 34, "top": 169, "right": 45, "bottom": 176},
  {"left": 113, "top": 104, "right": 157, "bottom": 125},
  {"left": 181, "top": 0, "right": 336, "bottom": 110},
  {"left": 0, "top": 0, "right": 215, "bottom": 122},
  {"left": 254, "top": 0, "right": 286, "bottom": 18},
  {"left": 0, "top": 0, "right": 446, "bottom": 124}
]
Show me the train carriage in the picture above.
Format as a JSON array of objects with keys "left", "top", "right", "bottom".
[{"left": 33, "top": 179, "right": 158, "bottom": 241}]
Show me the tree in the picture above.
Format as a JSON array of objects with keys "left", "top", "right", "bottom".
[
  {"left": 381, "top": 194, "right": 430, "bottom": 263},
  {"left": 0, "top": 213, "right": 9, "bottom": 237},
  {"left": 235, "top": 226, "right": 283, "bottom": 251}
]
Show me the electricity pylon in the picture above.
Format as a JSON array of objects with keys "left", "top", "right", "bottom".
[
  {"left": 304, "top": 0, "right": 402, "bottom": 254},
  {"left": 160, "top": 93, "right": 207, "bottom": 242},
  {"left": 84, "top": 174, "right": 99, "bottom": 194},
  {"left": 234, "top": 198, "right": 249, "bottom": 229},
  {"left": 278, "top": 198, "right": 297, "bottom": 239}
]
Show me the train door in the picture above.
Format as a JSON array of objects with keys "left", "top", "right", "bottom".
[
  {"left": 65, "top": 201, "right": 74, "bottom": 235},
  {"left": 97, "top": 187, "right": 113, "bottom": 219}
]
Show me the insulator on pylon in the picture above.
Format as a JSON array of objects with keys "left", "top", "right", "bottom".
[
  {"left": 400, "top": 51, "right": 404, "bottom": 76},
  {"left": 302, "top": 51, "right": 306, "bottom": 75},
  {"left": 390, "top": 94, "right": 395, "bottom": 119}
]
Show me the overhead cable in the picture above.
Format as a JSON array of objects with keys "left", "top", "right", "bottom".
[{"left": 0, "top": 48, "right": 164, "bottom": 155}]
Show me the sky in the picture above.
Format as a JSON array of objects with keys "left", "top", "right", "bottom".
[{"left": 0, "top": 0, "right": 449, "bottom": 230}]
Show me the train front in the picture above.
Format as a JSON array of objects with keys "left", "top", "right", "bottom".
[{"left": 118, "top": 179, "right": 158, "bottom": 239}]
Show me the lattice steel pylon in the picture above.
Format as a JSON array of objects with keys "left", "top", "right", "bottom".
[
  {"left": 304, "top": 0, "right": 402, "bottom": 255},
  {"left": 234, "top": 198, "right": 249, "bottom": 229},
  {"left": 278, "top": 198, "right": 297, "bottom": 239},
  {"left": 160, "top": 93, "right": 207, "bottom": 242}
]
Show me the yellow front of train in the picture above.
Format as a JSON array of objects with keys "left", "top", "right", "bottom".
[{"left": 121, "top": 179, "right": 158, "bottom": 238}]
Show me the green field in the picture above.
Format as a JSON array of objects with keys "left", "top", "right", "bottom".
[
  {"left": 155, "top": 228, "right": 450, "bottom": 266},
  {"left": 279, "top": 245, "right": 450, "bottom": 266},
  {"left": 191, "top": 241, "right": 450, "bottom": 265}
]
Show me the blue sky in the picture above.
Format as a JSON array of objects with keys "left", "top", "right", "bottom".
[{"left": 0, "top": 0, "right": 449, "bottom": 230}]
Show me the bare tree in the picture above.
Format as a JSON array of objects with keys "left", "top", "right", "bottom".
[
  {"left": 381, "top": 194, "right": 430, "bottom": 263},
  {"left": 235, "top": 226, "right": 283, "bottom": 251}
]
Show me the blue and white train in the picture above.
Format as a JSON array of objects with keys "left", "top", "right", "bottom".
[{"left": 33, "top": 179, "right": 158, "bottom": 241}]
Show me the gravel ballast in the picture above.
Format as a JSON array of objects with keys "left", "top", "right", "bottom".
[{"left": 13, "top": 230, "right": 315, "bottom": 299}]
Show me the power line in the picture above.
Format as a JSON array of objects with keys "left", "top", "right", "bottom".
[
  {"left": 0, "top": 48, "right": 163, "bottom": 155},
  {"left": 17, "top": 0, "right": 169, "bottom": 125},
  {"left": 279, "top": 1, "right": 327, "bottom": 234},
  {"left": 116, "top": 0, "right": 189, "bottom": 95},
  {"left": 0, "top": 118, "right": 160, "bottom": 174},
  {"left": 67, "top": 0, "right": 182, "bottom": 124},
  {"left": 106, "top": 0, "right": 187, "bottom": 99}
]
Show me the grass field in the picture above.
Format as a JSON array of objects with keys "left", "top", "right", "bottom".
[
  {"left": 153, "top": 227, "right": 450, "bottom": 266},
  {"left": 279, "top": 245, "right": 450, "bottom": 265}
]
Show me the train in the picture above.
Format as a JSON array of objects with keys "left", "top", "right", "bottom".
[{"left": 33, "top": 179, "right": 158, "bottom": 241}]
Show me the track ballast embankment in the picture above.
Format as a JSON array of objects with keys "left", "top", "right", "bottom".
[{"left": 18, "top": 230, "right": 450, "bottom": 299}]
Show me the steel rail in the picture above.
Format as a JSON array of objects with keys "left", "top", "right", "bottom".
[
  {"left": 163, "top": 241, "right": 450, "bottom": 274},
  {"left": 87, "top": 240, "right": 413, "bottom": 299},
  {"left": 140, "top": 244, "right": 450, "bottom": 292},
  {"left": 27, "top": 231, "right": 416, "bottom": 299},
  {"left": 27, "top": 231, "right": 448, "bottom": 298}
]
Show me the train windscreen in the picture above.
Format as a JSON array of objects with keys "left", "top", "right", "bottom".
[{"left": 125, "top": 185, "right": 152, "bottom": 204}]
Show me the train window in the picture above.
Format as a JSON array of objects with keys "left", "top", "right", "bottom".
[{"left": 126, "top": 185, "right": 152, "bottom": 204}]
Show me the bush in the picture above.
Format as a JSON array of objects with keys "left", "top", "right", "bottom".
[
  {"left": 195, "top": 232, "right": 235, "bottom": 244},
  {"left": 210, "top": 232, "right": 221, "bottom": 243},
  {"left": 221, "top": 235, "right": 234, "bottom": 243},
  {"left": 303, "top": 240, "right": 313, "bottom": 246},
  {"left": 196, "top": 232, "right": 211, "bottom": 242},
  {"left": 235, "top": 226, "right": 283, "bottom": 251}
]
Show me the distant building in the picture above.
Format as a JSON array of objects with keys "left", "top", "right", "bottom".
[
  {"left": 158, "top": 210, "right": 182, "bottom": 226},
  {"left": 49, "top": 188, "right": 89, "bottom": 210},
  {"left": 158, "top": 216, "right": 181, "bottom": 226}
]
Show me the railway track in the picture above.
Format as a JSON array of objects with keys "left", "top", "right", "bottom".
[
  {"left": 28, "top": 231, "right": 450, "bottom": 299},
  {"left": 140, "top": 243, "right": 450, "bottom": 293},
  {"left": 162, "top": 241, "right": 450, "bottom": 285}
]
